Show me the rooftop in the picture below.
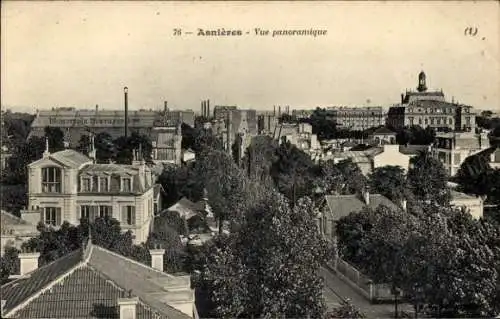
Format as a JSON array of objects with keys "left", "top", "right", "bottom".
[
  {"left": 451, "top": 190, "right": 478, "bottom": 201},
  {"left": 371, "top": 127, "right": 396, "bottom": 135},
  {"left": 50, "top": 149, "right": 92, "bottom": 168},
  {"left": 324, "top": 193, "right": 400, "bottom": 221},
  {"left": 1, "top": 241, "right": 193, "bottom": 319}
]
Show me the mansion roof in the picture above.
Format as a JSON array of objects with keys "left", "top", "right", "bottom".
[
  {"left": 49, "top": 149, "right": 92, "bottom": 168},
  {"left": 1, "top": 241, "right": 192, "bottom": 319}
]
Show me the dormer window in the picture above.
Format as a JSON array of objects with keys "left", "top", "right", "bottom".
[
  {"left": 99, "top": 177, "right": 109, "bottom": 192},
  {"left": 122, "top": 177, "right": 132, "bottom": 192},
  {"left": 42, "top": 167, "right": 62, "bottom": 193},
  {"left": 81, "top": 177, "right": 91, "bottom": 192}
]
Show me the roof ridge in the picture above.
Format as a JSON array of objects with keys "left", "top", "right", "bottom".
[{"left": 91, "top": 245, "right": 171, "bottom": 277}]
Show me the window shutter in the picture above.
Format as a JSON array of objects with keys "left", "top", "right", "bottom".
[
  {"left": 56, "top": 208, "right": 62, "bottom": 225},
  {"left": 121, "top": 206, "right": 127, "bottom": 224},
  {"left": 131, "top": 207, "right": 136, "bottom": 225}
]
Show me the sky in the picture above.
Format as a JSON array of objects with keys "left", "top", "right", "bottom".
[{"left": 1, "top": 1, "right": 499, "bottom": 113}]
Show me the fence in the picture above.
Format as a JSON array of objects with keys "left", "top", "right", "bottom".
[{"left": 327, "top": 257, "right": 401, "bottom": 303}]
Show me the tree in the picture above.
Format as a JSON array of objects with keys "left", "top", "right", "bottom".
[
  {"left": 95, "top": 132, "right": 115, "bottom": 163},
  {"left": 157, "top": 164, "right": 203, "bottom": 208},
  {"left": 368, "top": 165, "right": 410, "bottom": 203},
  {"left": 3, "top": 136, "right": 45, "bottom": 185},
  {"left": 44, "top": 126, "right": 65, "bottom": 152},
  {"left": 201, "top": 194, "right": 331, "bottom": 318},
  {"left": 407, "top": 151, "right": 450, "bottom": 205},
  {"left": 0, "top": 246, "right": 20, "bottom": 284},
  {"left": 326, "top": 302, "right": 366, "bottom": 319},
  {"left": 148, "top": 214, "right": 186, "bottom": 273},
  {"left": 316, "top": 159, "right": 367, "bottom": 196},
  {"left": 76, "top": 134, "right": 91, "bottom": 155},
  {"left": 21, "top": 217, "right": 150, "bottom": 266},
  {"left": 194, "top": 149, "right": 249, "bottom": 233},
  {"left": 270, "top": 139, "right": 317, "bottom": 203}
]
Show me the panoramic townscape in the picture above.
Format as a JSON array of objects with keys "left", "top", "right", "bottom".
[{"left": 1, "top": 2, "right": 500, "bottom": 319}]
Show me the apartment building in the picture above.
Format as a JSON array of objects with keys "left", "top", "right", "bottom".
[
  {"left": 275, "top": 122, "right": 320, "bottom": 154},
  {"left": 433, "top": 131, "right": 490, "bottom": 176},
  {"left": 387, "top": 71, "right": 477, "bottom": 131},
  {"left": 324, "top": 106, "right": 385, "bottom": 130},
  {"left": 22, "top": 141, "right": 162, "bottom": 244},
  {"left": 150, "top": 122, "right": 183, "bottom": 165}
]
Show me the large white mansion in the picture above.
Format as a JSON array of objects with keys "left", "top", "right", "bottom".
[{"left": 22, "top": 139, "right": 162, "bottom": 244}]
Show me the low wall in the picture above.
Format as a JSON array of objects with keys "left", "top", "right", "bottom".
[{"left": 327, "top": 257, "right": 401, "bottom": 302}]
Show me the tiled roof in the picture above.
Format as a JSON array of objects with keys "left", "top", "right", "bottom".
[
  {"left": 324, "top": 194, "right": 400, "bottom": 221},
  {"left": 1, "top": 242, "right": 193, "bottom": 319},
  {"left": 80, "top": 163, "right": 138, "bottom": 175},
  {"left": 50, "top": 149, "right": 92, "bottom": 168},
  {"left": 166, "top": 198, "right": 202, "bottom": 219}
]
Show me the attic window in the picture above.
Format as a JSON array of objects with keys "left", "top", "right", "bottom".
[{"left": 122, "top": 178, "right": 132, "bottom": 192}]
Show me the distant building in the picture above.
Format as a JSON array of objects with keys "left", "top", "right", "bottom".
[
  {"left": 275, "top": 122, "right": 320, "bottom": 154},
  {"left": 291, "top": 109, "right": 314, "bottom": 120},
  {"left": 1, "top": 238, "right": 196, "bottom": 318},
  {"left": 212, "top": 107, "right": 258, "bottom": 157},
  {"left": 28, "top": 105, "right": 194, "bottom": 147},
  {"left": 150, "top": 123, "right": 183, "bottom": 165},
  {"left": 23, "top": 143, "right": 162, "bottom": 244},
  {"left": 257, "top": 114, "right": 279, "bottom": 135},
  {"left": 387, "top": 71, "right": 477, "bottom": 131},
  {"left": 433, "top": 131, "right": 490, "bottom": 176},
  {"left": 323, "top": 106, "right": 384, "bottom": 131}
]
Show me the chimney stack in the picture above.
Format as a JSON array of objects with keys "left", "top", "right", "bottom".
[
  {"left": 401, "top": 94, "right": 404, "bottom": 104},
  {"left": 95, "top": 104, "right": 99, "bottom": 113},
  {"left": 164, "top": 101, "right": 168, "bottom": 113},
  {"left": 278, "top": 106, "right": 281, "bottom": 116},
  {"left": 117, "top": 293, "right": 139, "bottom": 319},
  {"left": 149, "top": 245, "right": 165, "bottom": 272},
  {"left": 273, "top": 105, "right": 276, "bottom": 116},
  {"left": 43, "top": 137, "right": 50, "bottom": 158},
  {"left": 124, "top": 87, "right": 129, "bottom": 138},
  {"left": 363, "top": 187, "right": 370, "bottom": 205},
  {"left": 207, "top": 99, "right": 211, "bottom": 118},
  {"left": 89, "top": 134, "right": 96, "bottom": 162},
  {"left": 19, "top": 249, "right": 40, "bottom": 275},
  {"left": 201, "top": 101, "right": 205, "bottom": 117}
]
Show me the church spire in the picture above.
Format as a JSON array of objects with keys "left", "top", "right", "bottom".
[{"left": 417, "top": 70, "right": 427, "bottom": 92}]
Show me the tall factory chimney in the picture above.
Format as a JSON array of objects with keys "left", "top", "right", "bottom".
[
  {"left": 124, "top": 87, "right": 129, "bottom": 138},
  {"left": 164, "top": 101, "right": 168, "bottom": 113},
  {"left": 273, "top": 105, "right": 276, "bottom": 116},
  {"left": 207, "top": 99, "right": 210, "bottom": 118},
  {"left": 278, "top": 106, "right": 281, "bottom": 117}
]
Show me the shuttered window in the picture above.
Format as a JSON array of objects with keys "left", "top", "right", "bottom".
[
  {"left": 121, "top": 205, "right": 136, "bottom": 225},
  {"left": 81, "top": 205, "right": 98, "bottom": 221}
]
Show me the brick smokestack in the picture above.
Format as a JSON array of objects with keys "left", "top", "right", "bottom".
[
  {"left": 207, "top": 99, "right": 210, "bottom": 118},
  {"left": 278, "top": 106, "right": 281, "bottom": 117},
  {"left": 164, "top": 101, "right": 168, "bottom": 113},
  {"left": 273, "top": 105, "right": 276, "bottom": 116},
  {"left": 124, "top": 87, "right": 129, "bottom": 138},
  {"left": 201, "top": 101, "right": 205, "bottom": 117}
]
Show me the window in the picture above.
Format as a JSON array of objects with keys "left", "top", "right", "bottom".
[
  {"left": 430, "top": 118, "right": 435, "bottom": 125},
  {"left": 418, "top": 118, "right": 422, "bottom": 125},
  {"left": 44, "top": 207, "right": 61, "bottom": 226},
  {"left": 154, "top": 203, "right": 158, "bottom": 215},
  {"left": 99, "top": 205, "right": 112, "bottom": 218},
  {"left": 424, "top": 118, "right": 428, "bottom": 125},
  {"left": 80, "top": 205, "right": 98, "bottom": 221},
  {"left": 454, "top": 153, "right": 461, "bottom": 165},
  {"left": 81, "top": 177, "right": 91, "bottom": 192},
  {"left": 449, "top": 118, "right": 453, "bottom": 125},
  {"left": 99, "top": 177, "right": 109, "bottom": 192},
  {"left": 122, "top": 178, "right": 132, "bottom": 192},
  {"left": 42, "top": 167, "right": 62, "bottom": 193},
  {"left": 466, "top": 117, "right": 471, "bottom": 125},
  {"left": 437, "top": 118, "right": 441, "bottom": 125},
  {"left": 121, "top": 205, "right": 136, "bottom": 225}
]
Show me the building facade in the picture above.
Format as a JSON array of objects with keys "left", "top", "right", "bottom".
[
  {"left": 23, "top": 144, "right": 161, "bottom": 244},
  {"left": 387, "top": 71, "right": 477, "bottom": 131},
  {"left": 150, "top": 123, "right": 183, "bottom": 165},
  {"left": 324, "top": 106, "right": 385, "bottom": 131},
  {"left": 433, "top": 131, "right": 490, "bottom": 176}
]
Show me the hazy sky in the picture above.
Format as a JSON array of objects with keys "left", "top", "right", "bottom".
[{"left": 2, "top": 1, "right": 499, "bottom": 112}]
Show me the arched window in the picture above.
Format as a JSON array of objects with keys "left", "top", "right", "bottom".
[{"left": 41, "top": 167, "right": 62, "bottom": 193}]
